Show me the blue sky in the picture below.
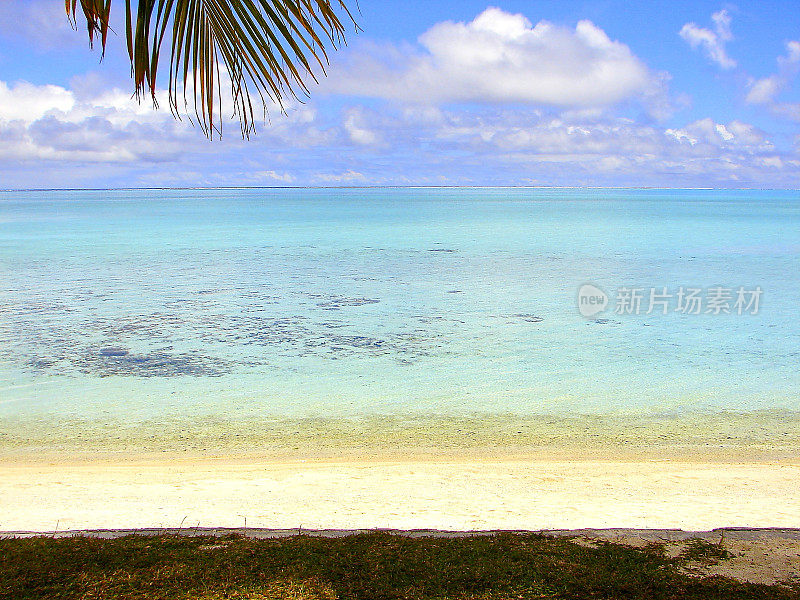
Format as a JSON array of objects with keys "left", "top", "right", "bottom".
[{"left": 0, "top": 0, "right": 798, "bottom": 188}]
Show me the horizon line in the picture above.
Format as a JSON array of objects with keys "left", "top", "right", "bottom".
[{"left": 2, "top": 185, "right": 799, "bottom": 193}]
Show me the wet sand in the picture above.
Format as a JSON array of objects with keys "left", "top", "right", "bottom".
[{"left": 3, "top": 411, "right": 800, "bottom": 463}]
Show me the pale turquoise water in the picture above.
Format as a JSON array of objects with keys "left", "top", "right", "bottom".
[{"left": 0, "top": 188, "right": 798, "bottom": 423}]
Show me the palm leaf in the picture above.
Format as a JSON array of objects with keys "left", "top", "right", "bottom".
[{"left": 67, "top": 0, "right": 356, "bottom": 138}]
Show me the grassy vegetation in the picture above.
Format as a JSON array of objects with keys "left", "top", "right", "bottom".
[
  {"left": 0, "top": 532, "right": 796, "bottom": 600},
  {"left": 677, "top": 538, "right": 734, "bottom": 565}
]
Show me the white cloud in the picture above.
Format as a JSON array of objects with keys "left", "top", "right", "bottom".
[
  {"left": 343, "top": 108, "right": 381, "bottom": 146},
  {"left": 0, "top": 39, "right": 796, "bottom": 189},
  {"left": 314, "top": 170, "right": 367, "bottom": 183},
  {"left": 338, "top": 105, "right": 795, "bottom": 186},
  {"left": 747, "top": 40, "right": 800, "bottom": 105},
  {"left": 745, "top": 75, "right": 782, "bottom": 104},
  {"left": 0, "top": 78, "right": 341, "bottom": 163},
  {"left": 253, "top": 170, "right": 295, "bottom": 183},
  {"left": 744, "top": 41, "right": 800, "bottom": 122},
  {"left": 0, "top": 80, "right": 195, "bottom": 162},
  {"left": 0, "top": 81, "right": 75, "bottom": 121},
  {"left": 3, "top": 94, "right": 797, "bottom": 188},
  {"left": 425, "top": 111, "right": 772, "bottom": 159},
  {"left": 324, "top": 8, "right": 658, "bottom": 110},
  {"left": 666, "top": 118, "right": 770, "bottom": 149},
  {"left": 680, "top": 9, "right": 737, "bottom": 69},
  {"left": 780, "top": 40, "right": 800, "bottom": 66}
]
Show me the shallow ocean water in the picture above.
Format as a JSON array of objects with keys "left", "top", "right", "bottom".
[{"left": 0, "top": 187, "right": 798, "bottom": 425}]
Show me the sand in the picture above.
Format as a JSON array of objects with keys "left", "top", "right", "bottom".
[
  {"left": 2, "top": 412, "right": 799, "bottom": 587},
  {"left": 2, "top": 457, "right": 799, "bottom": 533},
  {"left": 563, "top": 528, "right": 800, "bottom": 586}
]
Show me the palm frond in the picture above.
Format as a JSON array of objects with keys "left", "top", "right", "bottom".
[
  {"left": 66, "top": 0, "right": 113, "bottom": 53},
  {"left": 67, "top": 0, "right": 356, "bottom": 138}
]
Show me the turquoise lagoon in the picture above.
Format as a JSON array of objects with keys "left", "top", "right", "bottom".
[{"left": 0, "top": 188, "right": 798, "bottom": 432}]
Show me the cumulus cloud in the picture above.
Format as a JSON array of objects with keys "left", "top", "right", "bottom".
[
  {"left": 744, "top": 41, "right": 800, "bottom": 122},
  {"left": 479, "top": 113, "right": 788, "bottom": 183},
  {"left": 2, "top": 74, "right": 796, "bottom": 188},
  {"left": 428, "top": 111, "right": 772, "bottom": 159},
  {"left": 680, "top": 9, "right": 737, "bottom": 69},
  {"left": 0, "top": 7, "right": 797, "bottom": 191},
  {"left": 665, "top": 118, "right": 771, "bottom": 149},
  {"left": 0, "top": 81, "right": 74, "bottom": 121},
  {"left": 324, "top": 8, "right": 659, "bottom": 111},
  {"left": 335, "top": 105, "right": 796, "bottom": 186},
  {"left": 3, "top": 90, "right": 797, "bottom": 188},
  {"left": 0, "top": 78, "right": 341, "bottom": 164},
  {"left": 0, "top": 80, "right": 195, "bottom": 162}
]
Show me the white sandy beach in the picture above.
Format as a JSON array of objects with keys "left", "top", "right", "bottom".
[{"left": 2, "top": 457, "right": 799, "bottom": 533}]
